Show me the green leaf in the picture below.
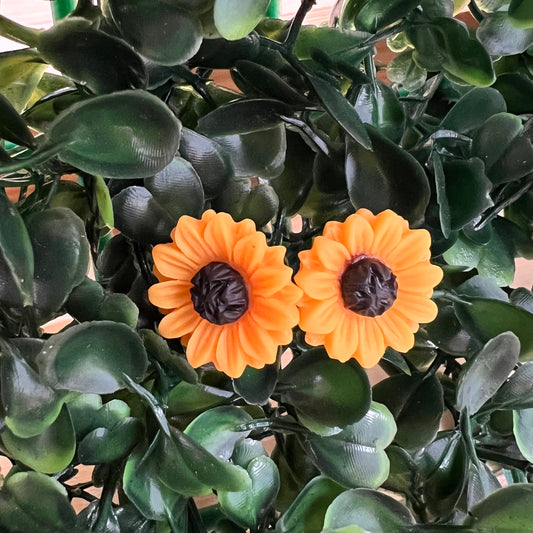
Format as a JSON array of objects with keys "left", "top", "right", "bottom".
[
  {"left": 490, "top": 362, "right": 533, "bottom": 411},
  {"left": 0, "top": 92, "right": 34, "bottom": 147},
  {"left": 307, "top": 402, "right": 396, "bottom": 489},
  {"left": 0, "top": 472, "right": 76, "bottom": 533},
  {"left": 278, "top": 348, "right": 371, "bottom": 430},
  {"left": 78, "top": 417, "right": 143, "bottom": 464},
  {"left": 467, "top": 461, "right": 502, "bottom": 508},
  {"left": 1, "top": 405, "right": 75, "bottom": 474},
  {"left": 373, "top": 373, "right": 444, "bottom": 450},
  {"left": 179, "top": 127, "right": 233, "bottom": 199},
  {"left": 493, "top": 73, "right": 533, "bottom": 114},
  {"left": 307, "top": 73, "right": 371, "bottom": 150},
  {"left": 457, "top": 332, "right": 520, "bottom": 415},
  {"left": 386, "top": 50, "right": 428, "bottom": 92},
  {"left": 26, "top": 207, "right": 90, "bottom": 315},
  {"left": 218, "top": 456, "right": 280, "bottom": 529},
  {"left": 464, "top": 484, "right": 533, "bottom": 532},
  {"left": 233, "top": 363, "right": 279, "bottom": 405},
  {"left": 322, "top": 488, "right": 415, "bottom": 532},
  {"left": 213, "top": 0, "right": 270, "bottom": 40},
  {"left": 355, "top": 0, "right": 420, "bottom": 32},
  {"left": 513, "top": 408, "right": 533, "bottom": 462},
  {"left": 184, "top": 405, "right": 252, "bottom": 459},
  {"left": 0, "top": 191, "right": 33, "bottom": 307},
  {"left": 0, "top": 49, "right": 46, "bottom": 113},
  {"left": 37, "top": 18, "right": 147, "bottom": 94},
  {"left": 167, "top": 380, "right": 233, "bottom": 416},
  {"left": 1, "top": 341, "right": 64, "bottom": 438},
  {"left": 345, "top": 128, "right": 430, "bottom": 226},
  {"left": 454, "top": 297, "right": 533, "bottom": 360},
  {"left": 509, "top": 0, "right": 533, "bottom": 28},
  {"left": 109, "top": 0, "right": 202, "bottom": 64},
  {"left": 36, "top": 321, "right": 148, "bottom": 394},
  {"left": 477, "top": 12, "right": 533, "bottom": 55},
  {"left": 440, "top": 87, "right": 507, "bottom": 135},
  {"left": 382, "top": 445, "right": 417, "bottom": 494},
  {"left": 276, "top": 476, "right": 345, "bottom": 533}
]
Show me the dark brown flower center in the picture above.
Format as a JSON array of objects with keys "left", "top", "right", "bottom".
[
  {"left": 190, "top": 261, "right": 249, "bottom": 325},
  {"left": 340, "top": 257, "right": 398, "bottom": 317}
]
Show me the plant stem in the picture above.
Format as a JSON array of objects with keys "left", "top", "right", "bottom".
[
  {"left": 284, "top": 0, "right": 316, "bottom": 51},
  {"left": 0, "top": 15, "right": 40, "bottom": 47},
  {"left": 92, "top": 462, "right": 121, "bottom": 532},
  {"left": 468, "top": 1, "right": 485, "bottom": 23}
]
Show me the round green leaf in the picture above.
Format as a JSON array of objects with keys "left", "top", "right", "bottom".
[
  {"left": 373, "top": 373, "right": 443, "bottom": 450},
  {"left": 36, "top": 321, "right": 148, "bottom": 394},
  {"left": 513, "top": 408, "right": 533, "bottom": 463},
  {"left": 1, "top": 405, "right": 75, "bottom": 474},
  {"left": 477, "top": 12, "right": 533, "bottom": 55},
  {"left": 184, "top": 406, "right": 252, "bottom": 459},
  {"left": 0, "top": 91, "right": 35, "bottom": 147},
  {"left": 218, "top": 456, "right": 280, "bottom": 529},
  {"left": 345, "top": 128, "right": 430, "bottom": 226},
  {"left": 0, "top": 472, "right": 76, "bottom": 533},
  {"left": 167, "top": 380, "right": 232, "bottom": 416},
  {"left": 144, "top": 156, "right": 205, "bottom": 220},
  {"left": 387, "top": 49, "right": 427, "bottom": 92},
  {"left": 213, "top": 0, "right": 270, "bottom": 40},
  {"left": 109, "top": 0, "right": 203, "bottom": 65},
  {"left": 47, "top": 90, "right": 181, "bottom": 179},
  {"left": 65, "top": 277, "right": 105, "bottom": 323},
  {"left": 457, "top": 332, "right": 520, "bottom": 415},
  {"left": 279, "top": 348, "right": 371, "bottom": 430},
  {"left": 323, "top": 488, "right": 415, "bottom": 532},
  {"left": 465, "top": 484, "right": 533, "bottom": 532},
  {"left": 490, "top": 362, "right": 533, "bottom": 411},
  {"left": 307, "top": 402, "right": 396, "bottom": 489},
  {"left": 233, "top": 363, "right": 279, "bottom": 405}
]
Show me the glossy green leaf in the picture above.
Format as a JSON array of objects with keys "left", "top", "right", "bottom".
[
  {"left": 1, "top": 342, "right": 64, "bottom": 438},
  {"left": 167, "top": 380, "right": 233, "bottom": 416},
  {"left": 144, "top": 156, "right": 204, "bottom": 220},
  {"left": 0, "top": 92, "right": 34, "bottom": 147},
  {"left": 513, "top": 408, "right": 533, "bottom": 462},
  {"left": 66, "top": 393, "right": 102, "bottom": 439},
  {"left": 232, "top": 438, "right": 268, "bottom": 468},
  {"left": 1, "top": 405, "right": 75, "bottom": 474},
  {"left": 279, "top": 348, "right": 371, "bottom": 430},
  {"left": 386, "top": 50, "right": 427, "bottom": 92},
  {"left": 0, "top": 191, "right": 33, "bottom": 307},
  {"left": 78, "top": 417, "right": 143, "bottom": 464},
  {"left": 464, "top": 484, "right": 533, "bottom": 532},
  {"left": 213, "top": 0, "right": 270, "bottom": 40},
  {"left": 322, "top": 488, "right": 415, "bottom": 532},
  {"left": 345, "top": 128, "right": 430, "bottom": 226},
  {"left": 373, "top": 373, "right": 443, "bottom": 450},
  {"left": 467, "top": 460, "right": 502, "bottom": 508},
  {"left": 490, "top": 362, "right": 533, "bottom": 411},
  {"left": 477, "top": 12, "right": 533, "bottom": 55},
  {"left": 36, "top": 321, "right": 148, "bottom": 394},
  {"left": 509, "top": 0, "right": 533, "bottom": 28},
  {"left": 418, "top": 432, "right": 468, "bottom": 517},
  {"left": 233, "top": 363, "right": 279, "bottom": 405},
  {"left": 238, "top": 183, "right": 279, "bottom": 227},
  {"left": 382, "top": 445, "right": 417, "bottom": 494},
  {"left": 307, "top": 402, "right": 396, "bottom": 489},
  {"left": 26, "top": 207, "right": 90, "bottom": 315},
  {"left": 275, "top": 476, "right": 345, "bottom": 533},
  {"left": 67, "top": 277, "right": 108, "bottom": 322},
  {"left": 109, "top": 0, "right": 202, "bottom": 64},
  {"left": 457, "top": 332, "right": 520, "bottom": 415},
  {"left": 37, "top": 17, "right": 147, "bottom": 94},
  {"left": 308, "top": 73, "right": 371, "bottom": 150},
  {"left": 0, "top": 49, "right": 47, "bottom": 112},
  {"left": 440, "top": 87, "right": 507, "bottom": 135},
  {"left": 355, "top": 0, "right": 420, "bottom": 32},
  {"left": 97, "top": 292, "right": 139, "bottom": 327},
  {"left": 212, "top": 125, "right": 286, "bottom": 178},
  {"left": 179, "top": 127, "right": 233, "bottom": 199},
  {"left": 0, "top": 472, "right": 76, "bottom": 533},
  {"left": 112, "top": 186, "right": 176, "bottom": 245},
  {"left": 184, "top": 405, "right": 252, "bottom": 459},
  {"left": 510, "top": 288, "right": 533, "bottom": 313},
  {"left": 492, "top": 73, "right": 533, "bottom": 114},
  {"left": 218, "top": 456, "right": 280, "bottom": 529},
  {"left": 455, "top": 297, "right": 533, "bottom": 360}
]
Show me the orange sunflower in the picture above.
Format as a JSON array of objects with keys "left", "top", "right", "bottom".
[
  {"left": 148, "top": 210, "right": 302, "bottom": 378},
  {"left": 294, "top": 209, "right": 443, "bottom": 368}
]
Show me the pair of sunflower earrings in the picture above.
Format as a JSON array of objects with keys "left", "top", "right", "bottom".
[{"left": 148, "top": 208, "right": 443, "bottom": 378}]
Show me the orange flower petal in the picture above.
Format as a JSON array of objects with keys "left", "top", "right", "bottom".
[
  {"left": 251, "top": 297, "right": 300, "bottom": 330},
  {"left": 339, "top": 213, "right": 374, "bottom": 257},
  {"left": 322, "top": 220, "right": 343, "bottom": 241},
  {"left": 396, "top": 290, "right": 439, "bottom": 324},
  {"left": 324, "top": 312, "right": 359, "bottom": 362},
  {"left": 357, "top": 318, "right": 386, "bottom": 368},
  {"left": 239, "top": 316, "right": 277, "bottom": 365},
  {"left": 386, "top": 229, "right": 432, "bottom": 270},
  {"left": 294, "top": 266, "right": 338, "bottom": 300},
  {"left": 152, "top": 243, "right": 198, "bottom": 280},
  {"left": 368, "top": 210, "right": 406, "bottom": 258},
  {"left": 203, "top": 212, "right": 237, "bottom": 260},
  {"left": 158, "top": 303, "right": 201, "bottom": 339},
  {"left": 312, "top": 236, "right": 351, "bottom": 272},
  {"left": 232, "top": 232, "right": 267, "bottom": 274},
  {"left": 250, "top": 266, "right": 293, "bottom": 297},
  {"left": 148, "top": 280, "right": 192, "bottom": 309},
  {"left": 186, "top": 320, "right": 222, "bottom": 368},
  {"left": 395, "top": 262, "right": 443, "bottom": 292},
  {"left": 298, "top": 296, "right": 343, "bottom": 335},
  {"left": 376, "top": 311, "right": 415, "bottom": 353},
  {"left": 174, "top": 215, "right": 215, "bottom": 264}
]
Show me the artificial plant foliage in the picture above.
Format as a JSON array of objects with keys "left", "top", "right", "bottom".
[{"left": 0, "top": 0, "right": 532, "bottom": 531}]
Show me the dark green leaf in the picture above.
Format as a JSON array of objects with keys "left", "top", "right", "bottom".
[
  {"left": 0, "top": 191, "right": 33, "bottom": 307},
  {"left": 322, "top": 488, "right": 415, "bottom": 532},
  {"left": 213, "top": 0, "right": 270, "bottom": 40},
  {"left": 490, "top": 362, "right": 533, "bottom": 411},
  {"left": 238, "top": 183, "right": 279, "bottom": 227},
  {"left": 467, "top": 461, "right": 502, "bottom": 508},
  {"left": 0, "top": 92, "right": 34, "bottom": 147},
  {"left": 510, "top": 288, "right": 533, "bottom": 313},
  {"left": 386, "top": 50, "right": 428, "bottom": 92},
  {"left": 457, "top": 332, "right": 520, "bottom": 415},
  {"left": 307, "top": 402, "right": 396, "bottom": 489},
  {"left": 464, "top": 484, "right": 533, "bottom": 532},
  {"left": 279, "top": 348, "right": 371, "bottom": 430},
  {"left": 509, "top": 0, "right": 533, "bottom": 28},
  {"left": 373, "top": 373, "right": 444, "bottom": 450},
  {"left": 36, "top": 321, "right": 148, "bottom": 394},
  {"left": 346, "top": 128, "right": 430, "bottom": 226},
  {"left": 493, "top": 73, "right": 533, "bottom": 114},
  {"left": 109, "top": 0, "right": 203, "bottom": 64},
  {"left": 233, "top": 363, "right": 278, "bottom": 405},
  {"left": 355, "top": 0, "right": 420, "bottom": 32},
  {"left": 382, "top": 445, "right": 417, "bottom": 494},
  {"left": 276, "top": 476, "right": 345, "bottom": 533},
  {"left": 1, "top": 405, "right": 75, "bottom": 474},
  {"left": 167, "top": 380, "right": 233, "bottom": 416},
  {"left": 477, "top": 12, "right": 533, "bottom": 55}
]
